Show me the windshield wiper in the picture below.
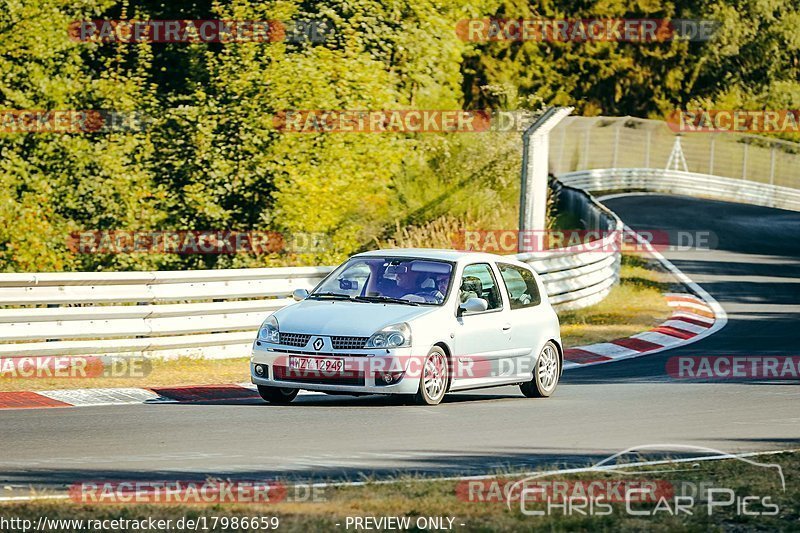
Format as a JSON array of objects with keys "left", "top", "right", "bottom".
[
  {"left": 354, "top": 295, "right": 419, "bottom": 306},
  {"left": 308, "top": 292, "right": 353, "bottom": 300}
]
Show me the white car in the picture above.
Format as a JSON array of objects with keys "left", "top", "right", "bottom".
[{"left": 250, "top": 249, "right": 562, "bottom": 405}]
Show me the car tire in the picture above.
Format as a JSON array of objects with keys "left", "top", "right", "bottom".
[
  {"left": 520, "top": 341, "right": 560, "bottom": 398},
  {"left": 257, "top": 385, "right": 299, "bottom": 404},
  {"left": 414, "top": 346, "right": 449, "bottom": 406}
]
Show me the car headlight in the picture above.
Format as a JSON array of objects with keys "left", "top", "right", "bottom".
[
  {"left": 258, "top": 316, "right": 280, "bottom": 344},
  {"left": 366, "top": 323, "right": 411, "bottom": 348}
]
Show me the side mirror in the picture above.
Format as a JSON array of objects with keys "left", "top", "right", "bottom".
[
  {"left": 458, "top": 297, "right": 489, "bottom": 316},
  {"left": 292, "top": 288, "right": 309, "bottom": 301}
]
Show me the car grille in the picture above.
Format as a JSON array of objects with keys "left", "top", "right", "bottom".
[
  {"left": 278, "top": 334, "right": 368, "bottom": 350},
  {"left": 279, "top": 333, "right": 311, "bottom": 348},
  {"left": 331, "top": 336, "right": 369, "bottom": 350}
]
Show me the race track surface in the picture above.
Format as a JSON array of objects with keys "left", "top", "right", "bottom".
[{"left": 2, "top": 195, "right": 799, "bottom": 491}]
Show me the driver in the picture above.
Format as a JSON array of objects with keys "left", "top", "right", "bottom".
[
  {"left": 384, "top": 265, "right": 448, "bottom": 303},
  {"left": 380, "top": 265, "right": 426, "bottom": 301},
  {"left": 435, "top": 274, "right": 449, "bottom": 295},
  {"left": 394, "top": 267, "right": 421, "bottom": 295}
]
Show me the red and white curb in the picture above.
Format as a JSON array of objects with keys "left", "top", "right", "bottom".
[
  {"left": 0, "top": 384, "right": 269, "bottom": 410},
  {"left": 561, "top": 206, "right": 728, "bottom": 370},
  {"left": 563, "top": 293, "right": 719, "bottom": 369},
  {"left": 0, "top": 290, "right": 719, "bottom": 410}
]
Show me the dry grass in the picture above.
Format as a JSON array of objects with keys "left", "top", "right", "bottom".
[
  {"left": 0, "top": 356, "right": 251, "bottom": 392},
  {"left": 381, "top": 214, "right": 479, "bottom": 249},
  {"left": 559, "top": 253, "right": 677, "bottom": 348}
]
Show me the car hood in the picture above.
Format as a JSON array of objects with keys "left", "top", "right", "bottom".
[{"left": 273, "top": 299, "right": 437, "bottom": 336}]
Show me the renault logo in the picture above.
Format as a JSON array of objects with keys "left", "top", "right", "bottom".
[{"left": 313, "top": 338, "right": 324, "bottom": 351}]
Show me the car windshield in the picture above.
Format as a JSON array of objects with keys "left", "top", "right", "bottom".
[{"left": 310, "top": 257, "right": 454, "bottom": 305}]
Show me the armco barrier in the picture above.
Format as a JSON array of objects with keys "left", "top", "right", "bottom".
[
  {"left": 0, "top": 267, "right": 328, "bottom": 359},
  {"left": 559, "top": 167, "right": 800, "bottom": 212}
]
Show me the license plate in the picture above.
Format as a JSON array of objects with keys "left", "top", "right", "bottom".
[{"left": 288, "top": 357, "right": 344, "bottom": 372}]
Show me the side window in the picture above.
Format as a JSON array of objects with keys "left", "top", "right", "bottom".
[
  {"left": 459, "top": 263, "right": 503, "bottom": 311},
  {"left": 498, "top": 263, "right": 542, "bottom": 309}
]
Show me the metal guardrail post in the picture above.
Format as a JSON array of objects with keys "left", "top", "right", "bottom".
[
  {"left": 742, "top": 143, "right": 749, "bottom": 180},
  {"left": 709, "top": 136, "right": 715, "bottom": 175},
  {"left": 518, "top": 106, "right": 574, "bottom": 250},
  {"left": 770, "top": 146, "right": 776, "bottom": 186}
]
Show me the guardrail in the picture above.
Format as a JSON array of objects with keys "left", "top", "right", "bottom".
[
  {"left": 559, "top": 167, "right": 800, "bottom": 212},
  {"left": 523, "top": 181, "right": 622, "bottom": 311},
  {"left": 0, "top": 267, "right": 329, "bottom": 359}
]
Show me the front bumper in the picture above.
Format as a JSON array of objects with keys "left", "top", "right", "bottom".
[{"left": 250, "top": 341, "right": 422, "bottom": 395}]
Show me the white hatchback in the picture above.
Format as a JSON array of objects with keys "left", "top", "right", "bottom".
[{"left": 250, "top": 249, "right": 562, "bottom": 405}]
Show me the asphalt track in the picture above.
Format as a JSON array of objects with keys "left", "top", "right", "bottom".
[{"left": 1, "top": 195, "right": 799, "bottom": 492}]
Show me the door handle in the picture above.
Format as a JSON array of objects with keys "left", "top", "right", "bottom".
[{"left": 502, "top": 324, "right": 511, "bottom": 331}]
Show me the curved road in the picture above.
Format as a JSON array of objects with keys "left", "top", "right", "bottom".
[{"left": 1, "top": 195, "right": 799, "bottom": 491}]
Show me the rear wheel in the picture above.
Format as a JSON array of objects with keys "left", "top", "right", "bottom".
[
  {"left": 414, "top": 347, "right": 449, "bottom": 405},
  {"left": 520, "top": 341, "right": 560, "bottom": 398},
  {"left": 257, "top": 385, "right": 299, "bottom": 404}
]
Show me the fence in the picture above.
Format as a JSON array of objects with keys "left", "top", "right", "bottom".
[{"left": 551, "top": 115, "right": 800, "bottom": 190}]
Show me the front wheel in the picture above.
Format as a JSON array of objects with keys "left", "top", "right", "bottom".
[
  {"left": 520, "top": 342, "right": 560, "bottom": 398},
  {"left": 414, "top": 347, "right": 449, "bottom": 405},
  {"left": 257, "top": 385, "right": 299, "bottom": 404}
]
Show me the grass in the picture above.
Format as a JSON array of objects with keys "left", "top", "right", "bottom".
[
  {"left": 4, "top": 451, "right": 797, "bottom": 532},
  {"left": 0, "top": 356, "right": 251, "bottom": 393},
  {"left": 558, "top": 253, "right": 677, "bottom": 348}
]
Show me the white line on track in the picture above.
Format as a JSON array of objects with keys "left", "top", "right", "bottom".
[{"left": 559, "top": 192, "right": 730, "bottom": 372}]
